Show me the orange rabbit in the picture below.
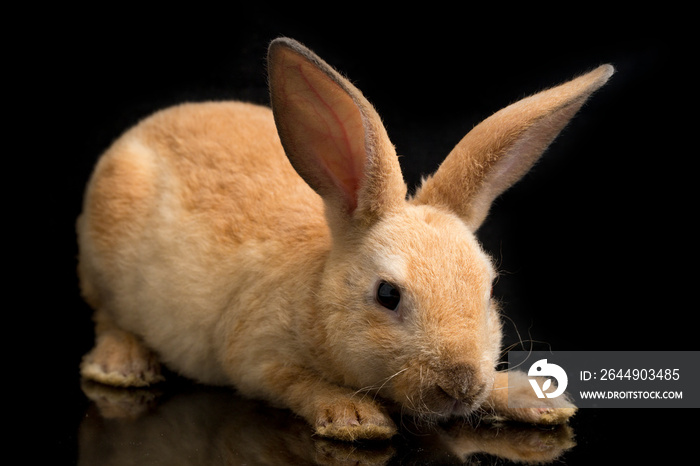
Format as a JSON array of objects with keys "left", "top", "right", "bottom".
[{"left": 78, "top": 37, "right": 613, "bottom": 440}]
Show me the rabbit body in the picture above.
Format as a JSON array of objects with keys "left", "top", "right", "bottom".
[
  {"left": 79, "top": 101, "right": 328, "bottom": 386},
  {"left": 78, "top": 38, "right": 613, "bottom": 440}
]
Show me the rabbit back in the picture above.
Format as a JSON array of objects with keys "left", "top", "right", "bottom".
[{"left": 86, "top": 101, "right": 323, "bottom": 245}]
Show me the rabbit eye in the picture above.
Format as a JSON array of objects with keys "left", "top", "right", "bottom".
[{"left": 376, "top": 281, "right": 401, "bottom": 311}]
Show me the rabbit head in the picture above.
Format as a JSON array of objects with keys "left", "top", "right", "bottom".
[{"left": 268, "top": 38, "right": 612, "bottom": 419}]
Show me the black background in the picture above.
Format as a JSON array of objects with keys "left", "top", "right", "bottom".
[{"left": 24, "top": 6, "right": 694, "bottom": 464}]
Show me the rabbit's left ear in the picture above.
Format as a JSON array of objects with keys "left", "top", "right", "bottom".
[
  {"left": 413, "top": 65, "right": 614, "bottom": 231},
  {"left": 268, "top": 38, "right": 406, "bottom": 230}
]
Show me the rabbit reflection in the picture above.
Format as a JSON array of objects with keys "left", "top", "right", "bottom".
[{"left": 79, "top": 381, "right": 575, "bottom": 465}]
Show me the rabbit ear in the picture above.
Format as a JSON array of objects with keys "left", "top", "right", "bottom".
[
  {"left": 268, "top": 38, "right": 406, "bottom": 229},
  {"left": 413, "top": 65, "right": 614, "bottom": 231}
]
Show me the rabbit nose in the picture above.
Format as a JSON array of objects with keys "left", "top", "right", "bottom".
[{"left": 437, "top": 364, "right": 483, "bottom": 403}]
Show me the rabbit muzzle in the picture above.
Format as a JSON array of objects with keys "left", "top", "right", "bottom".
[
  {"left": 393, "top": 361, "right": 490, "bottom": 418},
  {"left": 433, "top": 363, "right": 488, "bottom": 415}
]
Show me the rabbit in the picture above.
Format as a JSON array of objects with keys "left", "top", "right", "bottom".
[{"left": 77, "top": 37, "right": 613, "bottom": 441}]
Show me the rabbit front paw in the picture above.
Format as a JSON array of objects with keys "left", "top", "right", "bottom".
[
  {"left": 313, "top": 398, "right": 397, "bottom": 441},
  {"left": 496, "top": 403, "right": 577, "bottom": 426},
  {"left": 485, "top": 371, "right": 577, "bottom": 425}
]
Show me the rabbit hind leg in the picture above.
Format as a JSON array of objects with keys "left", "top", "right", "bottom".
[{"left": 80, "top": 309, "right": 164, "bottom": 387}]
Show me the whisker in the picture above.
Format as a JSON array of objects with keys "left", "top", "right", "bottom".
[
  {"left": 351, "top": 367, "right": 408, "bottom": 401},
  {"left": 497, "top": 316, "right": 555, "bottom": 371},
  {"left": 488, "top": 385, "right": 510, "bottom": 391},
  {"left": 500, "top": 313, "right": 525, "bottom": 356},
  {"left": 375, "top": 368, "right": 408, "bottom": 393}
]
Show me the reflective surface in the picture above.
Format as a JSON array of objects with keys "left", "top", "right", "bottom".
[{"left": 77, "top": 378, "right": 576, "bottom": 465}]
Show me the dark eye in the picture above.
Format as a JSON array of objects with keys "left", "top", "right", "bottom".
[{"left": 376, "top": 281, "right": 401, "bottom": 311}]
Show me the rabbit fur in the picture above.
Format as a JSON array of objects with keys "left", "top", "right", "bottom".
[{"left": 77, "top": 37, "right": 613, "bottom": 441}]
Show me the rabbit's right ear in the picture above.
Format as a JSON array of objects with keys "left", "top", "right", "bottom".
[
  {"left": 413, "top": 65, "right": 614, "bottom": 231},
  {"left": 268, "top": 38, "right": 406, "bottom": 231}
]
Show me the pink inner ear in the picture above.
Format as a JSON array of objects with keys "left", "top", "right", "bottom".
[
  {"left": 315, "top": 146, "right": 362, "bottom": 213},
  {"left": 289, "top": 61, "right": 367, "bottom": 212}
]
